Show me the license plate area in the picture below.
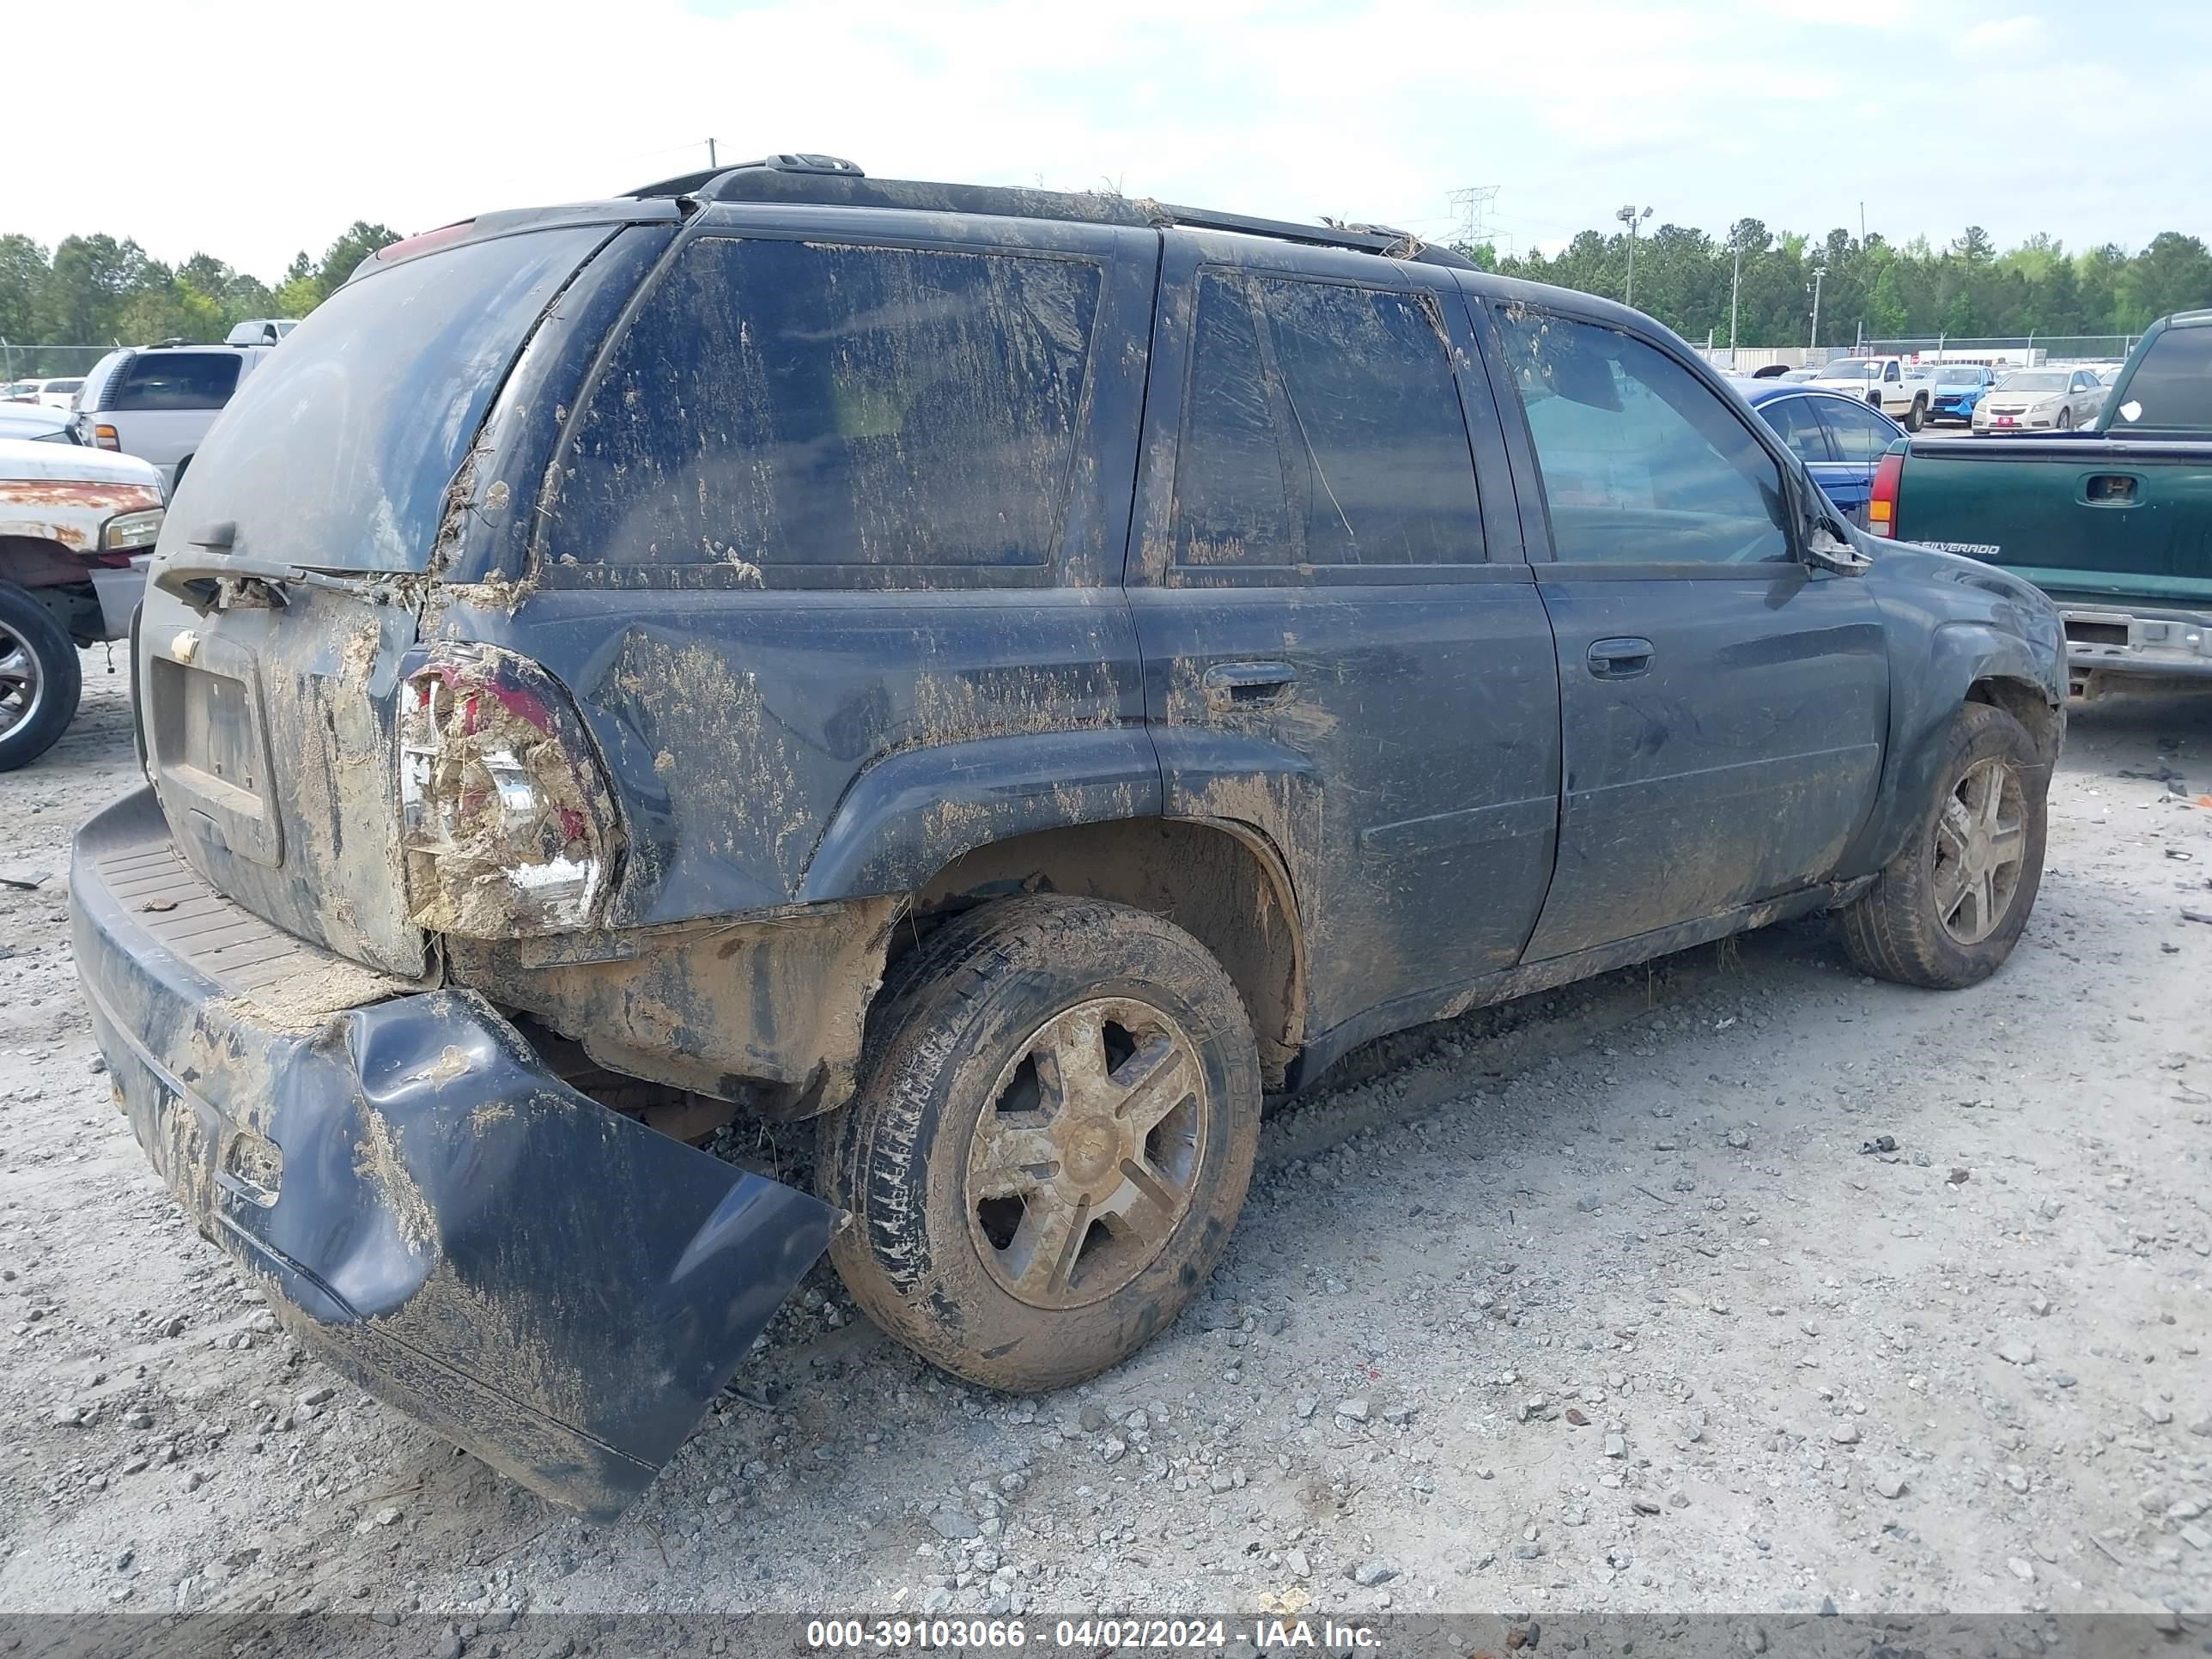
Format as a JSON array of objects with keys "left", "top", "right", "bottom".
[{"left": 150, "top": 636, "right": 283, "bottom": 867}]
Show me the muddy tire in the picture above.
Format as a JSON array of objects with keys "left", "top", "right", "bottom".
[
  {"left": 0, "top": 583, "right": 81, "bottom": 773},
  {"left": 1838, "top": 702, "right": 2049, "bottom": 989},
  {"left": 821, "top": 896, "right": 1261, "bottom": 1392}
]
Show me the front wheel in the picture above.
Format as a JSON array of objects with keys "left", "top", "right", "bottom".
[
  {"left": 2057, "top": 409, "right": 2072, "bottom": 431},
  {"left": 0, "top": 584, "right": 82, "bottom": 772},
  {"left": 820, "top": 896, "right": 1261, "bottom": 1392},
  {"left": 1838, "top": 702, "right": 2049, "bottom": 988}
]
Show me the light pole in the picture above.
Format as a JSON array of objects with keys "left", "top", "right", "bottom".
[
  {"left": 1616, "top": 204, "right": 1651, "bottom": 307},
  {"left": 1728, "top": 242, "right": 1744, "bottom": 362},
  {"left": 1807, "top": 264, "right": 1827, "bottom": 351}
]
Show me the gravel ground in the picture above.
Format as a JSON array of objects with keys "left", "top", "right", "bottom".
[{"left": 1, "top": 651, "right": 2208, "bottom": 1638}]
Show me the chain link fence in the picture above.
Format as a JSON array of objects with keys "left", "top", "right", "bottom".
[
  {"left": 1863, "top": 334, "right": 2140, "bottom": 365},
  {"left": 0, "top": 343, "right": 114, "bottom": 383}
]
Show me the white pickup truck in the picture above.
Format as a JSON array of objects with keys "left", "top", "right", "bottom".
[
  {"left": 1802, "top": 356, "right": 1942, "bottom": 428},
  {"left": 0, "top": 438, "right": 166, "bottom": 769},
  {"left": 70, "top": 340, "right": 283, "bottom": 491}
]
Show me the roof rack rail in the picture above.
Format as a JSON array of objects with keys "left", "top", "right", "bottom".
[{"left": 625, "top": 155, "right": 1476, "bottom": 272}]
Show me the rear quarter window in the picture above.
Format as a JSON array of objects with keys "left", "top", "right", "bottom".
[
  {"left": 546, "top": 237, "right": 1101, "bottom": 574},
  {"left": 2112, "top": 327, "right": 2212, "bottom": 431},
  {"left": 112, "top": 353, "right": 240, "bottom": 410}
]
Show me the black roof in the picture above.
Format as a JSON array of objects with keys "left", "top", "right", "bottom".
[{"left": 626, "top": 153, "right": 1478, "bottom": 273}]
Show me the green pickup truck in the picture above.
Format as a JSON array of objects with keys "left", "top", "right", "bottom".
[{"left": 1873, "top": 309, "right": 2212, "bottom": 699}]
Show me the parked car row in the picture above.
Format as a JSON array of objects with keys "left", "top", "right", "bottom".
[
  {"left": 1752, "top": 356, "right": 2120, "bottom": 435},
  {"left": 1875, "top": 307, "right": 2212, "bottom": 700}
]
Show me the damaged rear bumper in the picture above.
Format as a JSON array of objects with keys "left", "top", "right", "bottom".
[{"left": 70, "top": 786, "right": 838, "bottom": 1519}]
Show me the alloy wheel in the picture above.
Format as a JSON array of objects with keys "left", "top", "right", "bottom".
[
  {"left": 1933, "top": 755, "right": 2027, "bottom": 945},
  {"left": 966, "top": 997, "right": 1207, "bottom": 1310}
]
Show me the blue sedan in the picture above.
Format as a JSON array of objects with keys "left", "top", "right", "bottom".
[{"left": 1733, "top": 380, "right": 1907, "bottom": 528}]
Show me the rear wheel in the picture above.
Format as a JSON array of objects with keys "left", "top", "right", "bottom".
[
  {"left": 1903, "top": 396, "right": 1926, "bottom": 432},
  {"left": 0, "top": 584, "right": 81, "bottom": 773},
  {"left": 1838, "top": 702, "right": 2048, "bottom": 988},
  {"left": 820, "top": 896, "right": 1261, "bottom": 1392}
]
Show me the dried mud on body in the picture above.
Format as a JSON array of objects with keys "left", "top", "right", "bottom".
[{"left": 2, "top": 653, "right": 2208, "bottom": 1632}]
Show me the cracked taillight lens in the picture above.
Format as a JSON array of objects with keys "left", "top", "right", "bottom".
[{"left": 398, "top": 643, "right": 621, "bottom": 937}]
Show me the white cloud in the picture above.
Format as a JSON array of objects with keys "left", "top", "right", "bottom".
[
  {"left": 3, "top": 0, "right": 2199, "bottom": 281},
  {"left": 1957, "top": 14, "right": 2050, "bottom": 55}
]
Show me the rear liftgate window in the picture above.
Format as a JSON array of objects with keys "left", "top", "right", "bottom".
[
  {"left": 550, "top": 238, "right": 1103, "bottom": 572},
  {"left": 1173, "top": 271, "right": 1483, "bottom": 568},
  {"left": 166, "top": 226, "right": 608, "bottom": 572},
  {"left": 112, "top": 353, "right": 240, "bottom": 410}
]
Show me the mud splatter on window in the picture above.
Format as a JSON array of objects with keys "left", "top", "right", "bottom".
[
  {"left": 552, "top": 239, "right": 1101, "bottom": 571},
  {"left": 1171, "top": 271, "right": 1483, "bottom": 568}
]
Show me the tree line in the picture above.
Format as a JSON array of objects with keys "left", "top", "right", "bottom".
[
  {"left": 6, "top": 213, "right": 2209, "bottom": 378},
  {"left": 1461, "top": 222, "right": 2212, "bottom": 349},
  {"left": 0, "top": 222, "right": 401, "bottom": 375}
]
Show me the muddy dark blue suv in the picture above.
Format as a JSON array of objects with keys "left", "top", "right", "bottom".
[{"left": 72, "top": 155, "right": 2065, "bottom": 1516}]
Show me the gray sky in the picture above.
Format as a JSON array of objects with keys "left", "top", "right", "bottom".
[{"left": 9, "top": 0, "right": 2203, "bottom": 276}]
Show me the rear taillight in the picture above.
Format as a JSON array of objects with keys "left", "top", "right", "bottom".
[
  {"left": 92, "top": 423, "right": 120, "bottom": 451},
  {"left": 398, "top": 643, "right": 622, "bottom": 936},
  {"left": 1868, "top": 449, "right": 1904, "bottom": 538}
]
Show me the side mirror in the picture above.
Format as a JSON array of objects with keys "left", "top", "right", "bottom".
[{"left": 1804, "top": 515, "right": 1872, "bottom": 574}]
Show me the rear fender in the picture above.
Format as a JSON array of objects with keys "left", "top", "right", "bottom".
[{"left": 799, "top": 726, "right": 1164, "bottom": 902}]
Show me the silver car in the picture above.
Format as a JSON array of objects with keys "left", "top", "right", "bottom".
[{"left": 1972, "top": 368, "right": 2107, "bottom": 434}]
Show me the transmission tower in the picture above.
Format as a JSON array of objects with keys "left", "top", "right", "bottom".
[{"left": 1447, "top": 185, "right": 1501, "bottom": 249}]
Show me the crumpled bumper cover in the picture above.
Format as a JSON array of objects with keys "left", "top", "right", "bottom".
[{"left": 70, "top": 787, "right": 839, "bottom": 1519}]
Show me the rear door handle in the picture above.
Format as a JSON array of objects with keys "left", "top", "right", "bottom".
[
  {"left": 1586, "top": 637, "right": 1654, "bottom": 680},
  {"left": 1202, "top": 660, "right": 1299, "bottom": 712}
]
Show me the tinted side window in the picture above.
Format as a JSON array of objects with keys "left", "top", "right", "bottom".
[
  {"left": 1174, "top": 274, "right": 1296, "bottom": 568},
  {"left": 1759, "top": 395, "right": 1835, "bottom": 465},
  {"left": 2113, "top": 326, "right": 2212, "bottom": 431},
  {"left": 1817, "top": 398, "right": 1898, "bottom": 464},
  {"left": 554, "top": 238, "right": 1100, "bottom": 570},
  {"left": 1173, "top": 272, "right": 1482, "bottom": 568},
  {"left": 112, "top": 353, "right": 240, "bottom": 411},
  {"left": 1496, "top": 309, "right": 1790, "bottom": 564}
]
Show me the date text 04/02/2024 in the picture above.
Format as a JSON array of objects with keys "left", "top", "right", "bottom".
[{"left": 803, "top": 1617, "right": 1383, "bottom": 1649}]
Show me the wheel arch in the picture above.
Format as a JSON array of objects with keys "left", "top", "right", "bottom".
[
  {"left": 908, "top": 817, "right": 1309, "bottom": 1084},
  {"left": 1842, "top": 615, "right": 2063, "bottom": 877},
  {"left": 1966, "top": 674, "right": 2063, "bottom": 766}
]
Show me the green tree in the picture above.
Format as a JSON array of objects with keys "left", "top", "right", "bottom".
[
  {"left": 273, "top": 252, "right": 320, "bottom": 319},
  {"left": 0, "top": 234, "right": 45, "bottom": 349},
  {"left": 313, "top": 222, "right": 402, "bottom": 300},
  {"left": 1866, "top": 261, "right": 1909, "bottom": 339},
  {"left": 1952, "top": 225, "right": 1996, "bottom": 264},
  {"left": 33, "top": 234, "right": 150, "bottom": 347},
  {"left": 2118, "top": 233, "right": 2212, "bottom": 330}
]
